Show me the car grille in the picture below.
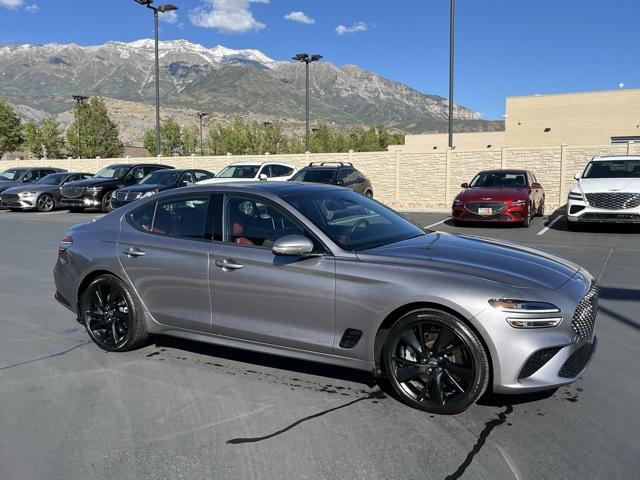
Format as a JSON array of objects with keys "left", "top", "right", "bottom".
[
  {"left": 61, "top": 186, "right": 86, "bottom": 199},
  {"left": 115, "top": 191, "right": 143, "bottom": 202},
  {"left": 585, "top": 192, "right": 640, "bottom": 210},
  {"left": 559, "top": 340, "right": 597, "bottom": 378},
  {"left": 464, "top": 201, "right": 507, "bottom": 215},
  {"left": 571, "top": 282, "right": 598, "bottom": 341},
  {"left": 1, "top": 194, "right": 20, "bottom": 203}
]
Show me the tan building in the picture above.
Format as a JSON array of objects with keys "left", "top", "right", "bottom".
[{"left": 398, "top": 88, "right": 640, "bottom": 151}]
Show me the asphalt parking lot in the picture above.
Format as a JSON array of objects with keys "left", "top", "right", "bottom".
[{"left": 1, "top": 208, "right": 639, "bottom": 480}]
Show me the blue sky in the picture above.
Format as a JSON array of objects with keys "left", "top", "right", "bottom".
[{"left": 1, "top": 0, "right": 639, "bottom": 119}]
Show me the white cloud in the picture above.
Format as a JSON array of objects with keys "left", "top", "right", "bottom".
[
  {"left": 0, "top": 0, "right": 23, "bottom": 10},
  {"left": 25, "top": 3, "right": 38, "bottom": 13},
  {"left": 284, "top": 11, "right": 314, "bottom": 25},
  {"left": 189, "top": 0, "right": 268, "bottom": 34},
  {"left": 336, "top": 21, "right": 368, "bottom": 35},
  {"left": 158, "top": 10, "right": 178, "bottom": 24}
]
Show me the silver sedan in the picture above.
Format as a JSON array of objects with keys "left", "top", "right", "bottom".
[{"left": 53, "top": 182, "right": 598, "bottom": 414}]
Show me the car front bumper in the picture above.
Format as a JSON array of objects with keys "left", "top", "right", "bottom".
[
  {"left": 452, "top": 203, "right": 529, "bottom": 223},
  {"left": 60, "top": 195, "right": 101, "bottom": 209},
  {"left": 567, "top": 198, "right": 640, "bottom": 223},
  {"left": 0, "top": 195, "right": 36, "bottom": 210}
]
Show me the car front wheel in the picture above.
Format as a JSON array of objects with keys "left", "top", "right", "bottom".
[
  {"left": 382, "top": 309, "right": 489, "bottom": 414},
  {"left": 36, "top": 194, "right": 55, "bottom": 212}
]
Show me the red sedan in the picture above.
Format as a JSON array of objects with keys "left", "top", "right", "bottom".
[{"left": 452, "top": 169, "right": 545, "bottom": 227}]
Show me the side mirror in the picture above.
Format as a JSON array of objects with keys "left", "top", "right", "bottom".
[
  {"left": 272, "top": 235, "right": 315, "bottom": 256},
  {"left": 531, "top": 182, "right": 542, "bottom": 189},
  {"left": 182, "top": 181, "right": 192, "bottom": 186},
  {"left": 460, "top": 182, "right": 468, "bottom": 188},
  {"left": 259, "top": 173, "right": 268, "bottom": 181},
  {"left": 336, "top": 179, "right": 345, "bottom": 186},
  {"left": 574, "top": 172, "right": 581, "bottom": 180}
]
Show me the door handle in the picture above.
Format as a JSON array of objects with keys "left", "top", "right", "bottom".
[
  {"left": 214, "top": 259, "right": 244, "bottom": 271},
  {"left": 123, "top": 248, "right": 146, "bottom": 257}
]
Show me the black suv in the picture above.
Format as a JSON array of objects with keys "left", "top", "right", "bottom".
[
  {"left": 290, "top": 162, "right": 373, "bottom": 197},
  {"left": 60, "top": 163, "right": 172, "bottom": 212},
  {"left": 110, "top": 168, "right": 214, "bottom": 209}
]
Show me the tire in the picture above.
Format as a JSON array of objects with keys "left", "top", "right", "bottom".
[
  {"left": 79, "top": 274, "right": 149, "bottom": 352},
  {"left": 69, "top": 207, "right": 85, "bottom": 213},
  {"left": 536, "top": 198, "right": 545, "bottom": 217},
  {"left": 521, "top": 206, "right": 532, "bottom": 228},
  {"left": 36, "top": 193, "right": 55, "bottom": 212},
  {"left": 364, "top": 190, "right": 373, "bottom": 198},
  {"left": 101, "top": 191, "right": 113, "bottom": 213},
  {"left": 382, "top": 308, "right": 489, "bottom": 414}
]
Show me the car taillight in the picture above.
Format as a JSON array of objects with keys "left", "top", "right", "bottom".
[{"left": 58, "top": 235, "right": 73, "bottom": 257}]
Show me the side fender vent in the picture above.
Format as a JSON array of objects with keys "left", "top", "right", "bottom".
[{"left": 339, "top": 329, "right": 363, "bottom": 349}]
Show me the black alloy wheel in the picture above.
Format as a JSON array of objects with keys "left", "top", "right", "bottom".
[
  {"left": 383, "top": 309, "right": 489, "bottom": 414},
  {"left": 36, "top": 194, "right": 55, "bottom": 212},
  {"left": 80, "top": 274, "right": 148, "bottom": 352},
  {"left": 101, "top": 191, "right": 113, "bottom": 213}
]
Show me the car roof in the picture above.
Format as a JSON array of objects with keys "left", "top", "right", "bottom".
[
  {"left": 591, "top": 155, "right": 640, "bottom": 162},
  {"left": 182, "top": 180, "right": 343, "bottom": 196},
  {"left": 478, "top": 169, "right": 529, "bottom": 174},
  {"left": 106, "top": 163, "right": 172, "bottom": 168},
  {"left": 227, "top": 161, "right": 294, "bottom": 167}
]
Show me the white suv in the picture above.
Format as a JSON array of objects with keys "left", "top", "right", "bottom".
[
  {"left": 567, "top": 155, "right": 640, "bottom": 229},
  {"left": 198, "top": 162, "right": 296, "bottom": 185}
]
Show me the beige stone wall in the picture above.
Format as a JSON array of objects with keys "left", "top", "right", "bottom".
[
  {"left": 394, "top": 131, "right": 506, "bottom": 152},
  {"left": 4, "top": 143, "right": 638, "bottom": 211}
]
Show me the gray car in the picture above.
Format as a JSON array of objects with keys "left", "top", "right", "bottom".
[
  {"left": 53, "top": 182, "right": 598, "bottom": 414},
  {"left": 1, "top": 172, "right": 93, "bottom": 212},
  {"left": 0, "top": 166, "right": 67, "bottom": 200}
]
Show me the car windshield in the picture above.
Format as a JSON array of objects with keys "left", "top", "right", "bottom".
[
  {"left": 0, "top": 169, "right": 27, "bottom": 181},
  {"left": 469, "top": 172, "right": 527, "bottom": 188},
  {"left": 36, "top": 173, "right": 67, "bottom": 185},
  {"left": 217, "top": 165, "right": 260, "bottom": 178},
  {"left": 284, "top": 190, "right": 425, "bottom": 251},
  {"left": 291, "top": 169, "right": 336, "bottom": 183},
  {"left": 94, "top": 165, "right": 130, "bottom": 179},
  {"left": 582, "top": 160, "right": 640, "bottom": 178},
  {"left": 140, "top": 171, "right": 180, "bottom": 186}
]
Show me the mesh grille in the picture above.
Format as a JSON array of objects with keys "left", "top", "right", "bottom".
[
  {"left": 61, "top": 186, "right": 86, "bottom": 199},
  {"left": 464, "top": 201, "right": 507, "bottom": 215},
  {"left": 559, "top": 341, "right": 597, "bottom": 378},
  {"left": 1, "top": 194, "right": 20, "bottom": 203},
  {"left": 585, "top": 193, "right": 640, "bottom": 210},
  {"left": 571, "top": 282, "right": 598, "bottom": 341},
  {"left": 519, "top": 347, "right": 562, "bottom": 379}
]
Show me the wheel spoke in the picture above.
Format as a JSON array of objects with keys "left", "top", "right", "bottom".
[
  {"left": 94, "top": 289, "right": 105, "bottom": 310},
  {"left": 417, "top": 370, "right": 438, "bottom": 402},
  {"left": 443, "top": 359, "right": 473, "bottom": 384},
  {"left": 86, "top": 311, "right": 109, "bottom": 330},
  {"left": 429, "top": 370, "right": 445, "bottom": 406},
  {"left": 399, "top": 328, "right": 423, "bottom": 357},
  {"left": 111, "top": 322, "right": 119, "bottom": 345},
  {"left": 396, "top": 365, "right": 427, "bottom": 383},
  {"left": 433, "top": 327, "right": 457, "bottom": 354},
  {"left": 392, "top": 356, "right": 421, "bottom": 366},
  {"left": 444, "top": 369, "right": 465, "bottom": 393}
]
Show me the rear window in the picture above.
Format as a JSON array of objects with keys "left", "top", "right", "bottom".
[{"left": 291, "top": 169, "right": 337, "bottom": 183}]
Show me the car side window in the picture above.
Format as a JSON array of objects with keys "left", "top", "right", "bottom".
[
  {"left": 337, "top": 168, "right": 354, "bottom": 182},
  {"left": 128, "top": 202, "right": 157, "bottom": 233},
  {"left": 193, "top": 170, "right": 213, "bottom": 181},
  {"left": 260, "top": 165, "right": 274, "bottom": 178},
  {"left": 62, "top": 175, "right": 77, "bottom": 184},
  {"left": 128, "top": 195, "right": 210, "bottom": 240},
  {"left": 271, "top": 165, "right": 293, "bottom": 177},
  {"left": 222, "top": 194, "right": 306, "bottom": 248}
]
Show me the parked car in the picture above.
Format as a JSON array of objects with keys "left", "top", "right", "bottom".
[
  {"left": 197, "top": 162, "right": 296, "bottom": 184},
  {"left": 567, "top": 155, "right": 640, "bottom": 230},
  {"left": 0, "top": 172, "right": 93, "bottom": 212},
  {"left": 290, "top": 162, "right": 373, "bottom": 197},
  {"left": 0, "top": 167, "right": 67, "bottom": 200},
  {"left": 110, "top": 168, "right": 214, "bottom": 209},
  {"left": 54, "top": 182, "right": 597, "bottom": 414},
  {"left": 60, "top": 163, "right": 172, "bottom": 213},
  {"left": 452, "top": 169, "right": 545, "bottom": 227}
]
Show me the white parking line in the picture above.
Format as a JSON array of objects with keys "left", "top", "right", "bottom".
[
  {"left": 35, "top": 211, "right": 68, "bottom": 216},
  {"left": 424, "top": 217, "right": 451, "bottom": 230},
  {"left": 537, "top": 215, "right": 564, "bottom": 236}
]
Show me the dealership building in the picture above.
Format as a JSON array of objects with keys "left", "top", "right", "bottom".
[{"left": 396, "top": 88, "right": 640, "bottom": 151}]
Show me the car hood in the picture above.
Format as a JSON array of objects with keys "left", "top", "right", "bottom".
[
  {"left": 356, "top": 232, "right": 579, "bottom": 290},
  {"left": 458, "top": 187, "right": 529, "bottom": 202},
  {"left": 1, "top": 184, "right": 58, "bottom": 194},
  {"left": 578, "top": 178, "right": 640, "bottom": 194},
  {"left": 66, "top": 178, "right": 124, "bottom": 188},
  {"left": 117, "top": 184, "right": 169, "bottom": 193}
]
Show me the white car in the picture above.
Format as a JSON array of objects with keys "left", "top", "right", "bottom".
[
  {"left": 567, "top": 155, "right": 640, "bottom": 229},
  {"left": 197, "top": 162, "right": 296, "bottom": 185}
]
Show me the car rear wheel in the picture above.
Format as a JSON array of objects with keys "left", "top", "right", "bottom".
[
  {"left": 382, "top": 309, "right": 489, "bottom": 414},
  {"left": 101, "top": 191, "right": 113, "bottom": 213},
  {"left": 36, "top": 194, "right": 55, "bottom": 212},
  {"left": 79, "top": 274, "right": 148, "bottom": 352},
  {"left": 521, "top": 205, "right": 532, "bottom": 227},
  {"left": 536, "top": 198, "right": 545, "bottom": 217}
]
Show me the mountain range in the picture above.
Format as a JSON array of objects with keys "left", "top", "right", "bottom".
[{"left": 0, "top": 39, "right": 503, "bottom": 145}]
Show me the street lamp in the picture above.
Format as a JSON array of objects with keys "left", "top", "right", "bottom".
[
  {"left": 197, "top": 112, "right": 208, "bottom": 155},
  {"left": 293, "top": 53, "right": 322, "bottom": 152},
  {"left": 72, "top": 95, "right": 89, "bottom": 159},
  {"left": 448, "top": 0, "right": 455, "bottom": 149},
  {"left": 134, "top": 0, "right": 178, "bottom": 157}
]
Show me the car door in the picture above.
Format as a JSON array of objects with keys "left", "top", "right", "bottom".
[
  {"left": 209, "top": 193, "right": 336, "bottom": 353},
  {"left": 117, "top": 193, "right": 214, "bottom": 332}
]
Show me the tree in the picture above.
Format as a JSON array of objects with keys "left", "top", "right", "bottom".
[
  {"left": 22, "top": 118, "right": 66, "bottom": 159},
  {"left": 0, "top": 98, "right": 22, "bottom": 158},
  {"left": 143, "top": 117, "right": 184, "bottom": 156},
  {"left": 181, "top": 124, "right": 200, "bottom": 156},
  {"left": 67, "top": 97, "right": 124, "bottom": 158}
]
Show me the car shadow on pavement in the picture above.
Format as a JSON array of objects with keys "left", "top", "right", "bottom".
[
  {"left": 477, "top": 389, "right": 557, "bottom": 407},
  {"left": 443, "top": 218, "right": 523, "bottom": 229}
]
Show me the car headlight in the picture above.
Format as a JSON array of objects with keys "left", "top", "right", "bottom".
[
  {"left": 489, "top": 299, "right": 562, "bottom": 328},
  {"left": 568, "top": 191, "right": 583, "bottom": 200},
  {"left": 511, "top": 199, "right": 527, "bottom": 206},
  {"left": 453, "top": 198, "right": 462, "bottom": 205},
  {"left": 142, "top": 191, "right": 156, "bottom": 198},
  {"left": 20, "top": 191, "right": 37, "bottom": 197}
]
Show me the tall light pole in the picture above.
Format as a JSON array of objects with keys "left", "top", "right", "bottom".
[
  {"left": 293, "top": 53, "right": 322, "bottom": 152},
  {"left": 134, "top": 0, "right": 178, "bottom": 157},
  {"left": 72, "top": 95, "right": 89, "bottom": 159},
  {"left": 197, "top": 112, "right": 208, "bottom": 155},
  {"left": 448, "top": 0, "right": 455, "bottom": 149}
]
